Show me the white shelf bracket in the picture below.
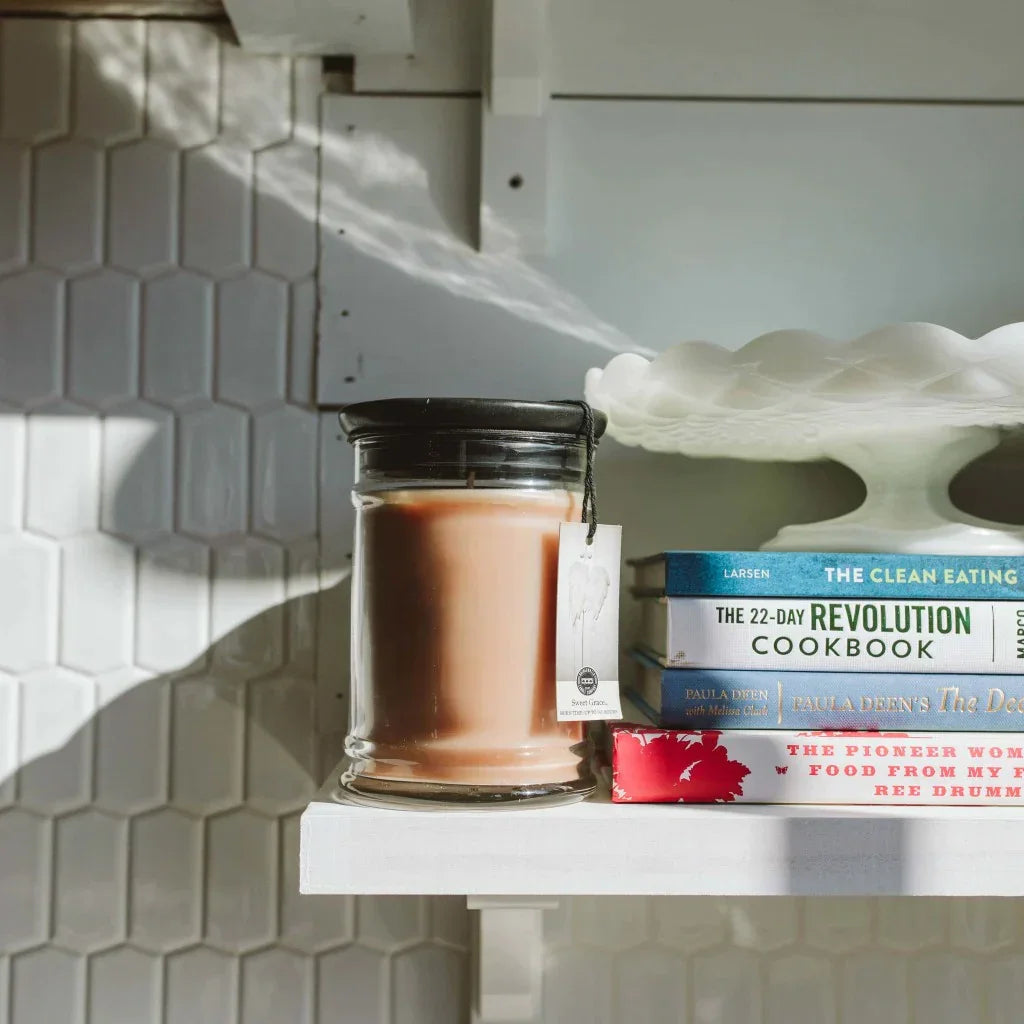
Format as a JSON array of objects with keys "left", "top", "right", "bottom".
[
  {"left": 480, "top": 0, "right": 549, "bottom": 255},
  {"left": 467, "top": 895, "right": 557, "bottom": 1024}
]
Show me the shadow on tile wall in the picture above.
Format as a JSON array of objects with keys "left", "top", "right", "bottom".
[{"left": 0, "top": 18, "right": 470, "bottom": 1024}]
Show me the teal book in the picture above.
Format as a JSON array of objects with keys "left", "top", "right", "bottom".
[{"left": 631, "top": 551, "right": 1024, "bottom": 599}]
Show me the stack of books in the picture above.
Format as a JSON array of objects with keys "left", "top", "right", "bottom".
[{"left": 613, "top": 550, "right": 1024, "bottom": 805}]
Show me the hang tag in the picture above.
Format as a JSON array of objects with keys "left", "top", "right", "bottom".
[{"left": 555, "top": 522, "right": 623, "bottom": 721}]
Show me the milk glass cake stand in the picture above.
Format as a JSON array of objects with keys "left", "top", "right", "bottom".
[{"left": 585, "top": 323, "right": 1024, "bottom": 554}]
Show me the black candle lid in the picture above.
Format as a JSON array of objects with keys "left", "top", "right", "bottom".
[{"left": 339, "top": 398, "right": 607, "bottom": 442}]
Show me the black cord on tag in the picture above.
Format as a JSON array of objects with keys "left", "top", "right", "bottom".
[{"left": 564, "top": 400, "right": 599, "bottom": 545}]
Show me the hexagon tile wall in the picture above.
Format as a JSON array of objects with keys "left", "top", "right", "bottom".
[
  {"left": 0, "top": 18, "right": 467, "bottom": 1024},
  {"left": 3, "top": 16, "right": 1024, "bottom": 1024}
]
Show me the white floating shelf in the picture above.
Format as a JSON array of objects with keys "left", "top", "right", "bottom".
[{"left": 300, "top": 776, "right": 1024, "bottom": 897}]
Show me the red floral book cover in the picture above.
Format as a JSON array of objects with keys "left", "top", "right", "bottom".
[{"left": 610, "top": 725, "right": 1024, "bottom": 805}]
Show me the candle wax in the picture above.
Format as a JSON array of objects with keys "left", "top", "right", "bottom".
[{"left": 350, "top": 487, "right": 588, "bottom": 787}]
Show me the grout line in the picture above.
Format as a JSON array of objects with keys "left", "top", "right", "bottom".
[
  {"left": 98, "top": 142, "right": 111, "bottom": 268},
  {"left": 168, "top": 148, "right": 182, "bottom": 272},
  {"left": 383, "top": 940, "right": 394, "bottom": 1024},
  {"left": 11, "top": 676, "right": 22, "bottom": 805},
  {"left": 244, "top": 409, "right": 254, "bottom": 535},
  {"left": 232, "top": 941, "right": 242, "bottom": 1024},
  {"left": 244, "top": 146, "right": 255, "bottom": 275},
  {"left": 12, "top": 131, "right": 30, "bottom": 268},
  {"left": 130, "top": 276, "right": 143, "bottom": 403},
  {"left": 77, "top": 948, "right": 88, "bottom": 1024},
  {"left": 62, "top": 19, "right": 74, "bottom": 138},
  {"left": 208, "top": 279, "right": 219, "bottom": 406},
  {"left": 86, "top": 675, "right": 99, "bottom": 805},
  {"left": 44, "top": 813, "right": 57, "bottom": 948},
  {"left": 310, "top": 89, "right": 325, "bottom": 411},
  {"left": 56, "top": 275, "right": 69, "bottom": 399},
  {"left": 134, "top": 276, "right": 147, "bottom": 404},
  {"left": 214, "top": 29, "right": 226, "bottom": 138},
  {"left": 268, "top": 811, "right": 282, "bottom": 950},
  {"left": 756, "top": 941, "right": 771, "bottom": 1019},
  {"left": 95, "top": 407, "right": 110, "bottom": 535},
  {"left": 287, "top": 59, "right": 298, "bottom": 142},
  {"left": 117, "top": 812, "right": 130, "bottom": 947},
  {"left": 308, "top": 950, "right": 320, "bottom": 1024},
  {"left": 2, "top": 952, "right": 11, "bottom": 1024},
  {"left": 169, "top": 398, "right": 181, "bottom": 535},
  {"left": 170, "top": 144, "right": 184, "bottom": 272},
  {"left": 198, "top": 814, "right": 211, "bottom": 948},
  {"left": 140, "top": 18, "right": 151, "bottom": 137},
  {"left": 201, "top": 541, "right": 213, "bottom": 673},
  {"left": 240, "top": 667, "right": 252, "bottom": 806},
  {"left": 283, "top": 283, "right": 294, "bottom": 408},
  {"left": 152, "top": 940, "right": 166, "bottom": 1024},
  {"left": 4, "top": 674, "right": 20, "bottom": 806},
  {"left": 53, "top": 538, "right": 66, "bottom": 667},
  {"left": 274, "top": 816, "right": 287, "bottom": 942},
  {"left": 9, "top": 408, "right": 26, "bottom": 535},
  {"left": 22, "top": 164, "right": 36, "bottom": 275},
  {"left": 163, "top": 645, "right": 179, "bottom": 809}
]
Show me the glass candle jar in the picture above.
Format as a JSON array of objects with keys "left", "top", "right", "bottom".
[{"left": 339, "top": 398, "right": 607, "bottom": 808}]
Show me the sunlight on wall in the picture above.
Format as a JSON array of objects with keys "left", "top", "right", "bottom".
[{"left": 80, "top": 20, "right": 652, "bottom": 360}]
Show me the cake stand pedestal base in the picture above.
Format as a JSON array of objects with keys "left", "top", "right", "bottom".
[{"left": 762, "top": 426, "right": 1024, "bottom": 555}]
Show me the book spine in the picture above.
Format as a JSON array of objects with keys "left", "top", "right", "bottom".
[
  {"left": 652, "top": 668, "right": 1024, "bottom": 731},
  {"left": 658, "top": 551, "right": 1024, "bottom": 599},
  {"left": 663, "top": 597, "right": 1024, "bottom": 673},
  {"left": 611, "top": 726, "right": 1024, "bottom": 804}
]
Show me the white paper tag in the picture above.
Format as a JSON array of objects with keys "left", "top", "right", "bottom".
[{"left": 555, "top": 522, "right": 623, "bottom": 721}]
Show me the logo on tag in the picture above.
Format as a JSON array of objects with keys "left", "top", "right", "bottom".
[{"left": 576, "top": 666, "right": 599, "bottom": 696}]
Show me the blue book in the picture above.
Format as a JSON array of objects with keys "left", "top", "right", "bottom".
[
  {"left": 628, "top": 650, "right": 1024, "bottom": 731},
  {"left": 631, "top": 550, "right": 1024, "bottom": 600}
]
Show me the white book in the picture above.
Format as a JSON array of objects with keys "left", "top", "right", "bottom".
[
  {"left": 612, "top": 720, "right": 1024, "bottom": 805},
  {"left": 639, "top": 596, "right": 1024, "bottom": 673}
]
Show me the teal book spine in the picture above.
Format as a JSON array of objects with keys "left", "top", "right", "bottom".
[{"left": 647, "top": 551, "right": 1024, "bottom": 599}]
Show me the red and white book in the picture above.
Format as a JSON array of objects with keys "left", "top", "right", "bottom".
[{"left": 610, "top": 722, "right": 1024, "bottom": 805}]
